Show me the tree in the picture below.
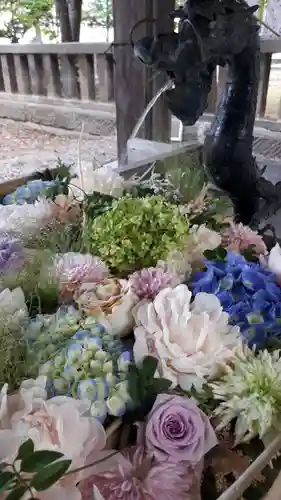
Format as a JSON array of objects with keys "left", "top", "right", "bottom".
[
  {"left": 0, "top": 0, "right": 54, "bottom": 42},
  {"left": 54, "top": 0, "right": 83, "bottom": 42},
  {"left": 84, "top": 0, "right": 113, "bottom": 40}
]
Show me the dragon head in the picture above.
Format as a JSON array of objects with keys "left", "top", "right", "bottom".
[{"left": 133, "top": 0, "right": 259, "bottom": 125}]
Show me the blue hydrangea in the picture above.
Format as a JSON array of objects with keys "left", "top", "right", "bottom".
[
  {"left": 2, "top": 180, "right": 55, "bottom": 205},
  {"left": 191, "top": 251, "right": 281, "bottom": 348},
  {"left": 38, "top": 326, "right": 132, "bottom": 422}
]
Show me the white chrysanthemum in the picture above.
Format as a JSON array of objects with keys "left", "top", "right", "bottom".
[
  {"left": 133, "top": 284, "right": 240, "bottom": 390},
  {"left": 159, "top": 224, "right": 221, "bottom": 280},
  {"left": 0, "top": 287, "right": 28, "bottom": 329},
  {"left": 0, "top": 199, "right": 53, "bottom": 239},
  {"left": 80, "top": 167, "right": 125, "bottom": 198},
  {"left": 210, "top": 346, "right": 281, "bottom": 444}
]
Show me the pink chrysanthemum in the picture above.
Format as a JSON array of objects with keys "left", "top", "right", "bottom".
[
  {"left": 55, "top": 252, "right": 109, "bottom": 300},
  {"left": 222, "top": 222, "right": 267, "bottom": 255},
  {"left": 78, "top": 446, "right": 198, "bottom": 500},
  {"left": 128, "top": 267, "right": 174, "bottom": 300}
]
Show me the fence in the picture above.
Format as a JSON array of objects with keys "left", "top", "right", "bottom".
[
  {"left": 0, "top": 42, "right": 113, "bottom": 102},
  {"left": 0, "top": 38, "right": 281, "bottom": 117}
]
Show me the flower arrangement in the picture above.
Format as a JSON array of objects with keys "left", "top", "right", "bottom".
[
  {"left": 1, "top": 163, "right": 281, "bottom": 500},
  {"left": 192, "top": 251, "right": 281, "bottom": 347}
]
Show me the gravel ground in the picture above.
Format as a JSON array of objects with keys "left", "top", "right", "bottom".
[{"left": 0, "top": 119, "right": 117, "bottom": 182}]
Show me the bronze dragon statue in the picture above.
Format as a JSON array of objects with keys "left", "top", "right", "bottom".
[{"left": 133, "top": 0, "right": 281, "bottom": 230}]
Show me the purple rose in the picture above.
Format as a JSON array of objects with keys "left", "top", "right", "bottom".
[{"left": 143, "top": 394, "right": 217, "bottom": 463}]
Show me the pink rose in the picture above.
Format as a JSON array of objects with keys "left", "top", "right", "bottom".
[{"left": 142, "top": 394, "right": 217, "bottom": 463}]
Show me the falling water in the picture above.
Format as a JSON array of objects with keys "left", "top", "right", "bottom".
[{"left": 119, "top": 80, "right": 174, "bottom": 167}]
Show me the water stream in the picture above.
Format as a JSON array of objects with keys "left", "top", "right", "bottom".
[{"left": 119, "top": 80, "right": 174, "bottom": 167}]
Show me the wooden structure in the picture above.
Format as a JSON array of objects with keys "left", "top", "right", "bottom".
[
  {"left": 112, "top": 0, "right": 175, "bottom": 158},
  {"left": 0, "top": 38, "right": 280, "bottom": 153}
]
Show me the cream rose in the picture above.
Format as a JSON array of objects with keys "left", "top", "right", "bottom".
[
  {"left": 133, "top": 284, "right": 240, "bottom": 389},
  {"left": 75, "top": 278, "right": 139, "bottom": 337},
  {"left": 0, "top": 377, "right": 107, "bottom": 500}
]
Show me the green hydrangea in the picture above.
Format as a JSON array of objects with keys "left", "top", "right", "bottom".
[{"left": 86, "top": 195, "right": 189, "bottom": 273}]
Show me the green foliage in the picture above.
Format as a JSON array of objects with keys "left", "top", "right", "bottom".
[
  {"left": 33, "top": 160, "right": 76, "bottom": 200},
  {"left": 0, "top": 439, "right": 71, "bottom": 499},
  {"left": 0, "top": 0, "right": 54, "bottom": 42},
  {"left": 204, "top": 245, "right": 227, "bottom": 261},
  {"left": 85, "top": 195, "right": 189, "bottom": 274},
  {"left": 126, "top": 356, "right": 172, "bottom": 422},
  {"left": 83, "top": 0, "right": 113, "bottom": 32}
]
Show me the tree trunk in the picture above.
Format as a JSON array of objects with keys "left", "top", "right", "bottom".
[
  {"left": 68, "top": 0, "right": 82, "bottom": 42},
  {"left": 55, "top": 0, "right": 82, "bottom": 42},
  {"left": 55, "top": 0, "right": 72, "bottom": 41}
]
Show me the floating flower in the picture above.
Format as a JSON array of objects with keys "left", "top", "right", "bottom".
[
  {"left": 221, "top": 222, "right": 267, "bottom": 255},
  {"left": 0, "top": 234, "right": 25, "bottom": 274},
  {"left": 133, "top": 284, "right": 240, "bottom": 390},
  {"left": 210, "top": 346, "right": 281, "bottom": 444},
  {"left": 128, "top": 267, "right": 176, "bottom": 300},
  {"left": 55, "top": 252, "right": 109, "bottom": 301},
  {"left": 191, "top": 251, "right": 281, "bottom": 348},
  {"left": 141, "top": 393, "right": 217, "bottom": 464},
  {"left": 160, "top": 224, "right": 221, "bottom": 281},
  {"left": 75, "top": 278, "right": 139, "bottom": 337},
  {"left": 0, "top": 377, "right": 107, "bottom": 499},
  {"left": 78, "top": 445, "right": 199, "bottom": 500}
]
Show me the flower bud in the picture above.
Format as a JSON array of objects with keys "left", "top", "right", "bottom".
[
  {"left": 102, "top": 361, "right": 113, "bottom": 374},
  {"left": 63, "top": 364, "right": 79, "bottom": 382},
  {"left": 73, "top": 329, "right": 91, "bottom": 342},
  {"left": 90, "top": 360, "right": 102, "bottom": 373},
  {"left": 53, "top": 377, "right": 69, "bottom": 394},
  {"left": 39, "top": 360, "right": 53, "bottom": 376},
  {"left": 54, "top": 354, "right": 66, "bottom": 368},
  {"left": 90, "top": 401, "right": 107, "bottom": 423},
  {"left": 115, "top": 380, "right": 130, "bottom": 403},
  {"left": 118, "top": 351, "right": 131, "bottom": 372},
  {"left": 106, "top": 394, "right": 126, "bottom": 417},
  {"left": 105, "top": 373, "right": 117, "bottom": 388},
  {"left": 95, "top": 377, "right": 109, "bottom": 400},
  {"left": 66, "top": 344, "right": 83, "bottom": 364},
  {"left": 85, "top": 337, "right": 102, "bottom": 352},
  {"left": 95, "top": 350, "right": 109, "bottom": 362},
  {"left": 77, "top": 379, "right": 98, "bottom": 402}
]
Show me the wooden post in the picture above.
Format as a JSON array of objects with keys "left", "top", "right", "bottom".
[
  {"left": 113, "top": 0, "right": 154, "bottom": 160},
  {"left": 43, "top": 54, "right": 62, "bottom": 97},
  {"left": 257, "top": 52, "right": 272, "bottom": 117},
  {"left": 0, "top": 55, "right": 18, "bottom": 93},
  {"left": 78, "top": 54, "right": 95, "bottom": 100},
  {"left": 14, "top": 55, "right": 31, "bottom": 95}
]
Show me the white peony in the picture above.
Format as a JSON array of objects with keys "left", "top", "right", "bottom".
[{"left": 133, "top": 284, "right": 240, "bottom": 389}]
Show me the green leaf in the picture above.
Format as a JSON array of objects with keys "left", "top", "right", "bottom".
[
  {"left": 31, "top": 460, "right": 71, "bottom": 491},
  {"left": 0, "top": 471, "right": 15, "bottom": 493},
  {"left": 149, "top": 378, "right": 172, "bottom": 394},
  {"left": 17, "top": 439, "right": 34, "bottom": 460},
  {"left": 5, "top": 486, "right": 27, "bottom": 500},
  {"left": 140, "top": 356, "right": 158, "bottom": 380},
  {"left": 21, "top": 450, "right": 64, "bottom": 473},
  {"left": 128, "top": 367, "right": 141, "bottom": 403}
]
